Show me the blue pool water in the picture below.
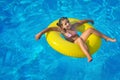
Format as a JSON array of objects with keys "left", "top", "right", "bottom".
[{"left": 0, "top": 0, "right": 120, "bottom": 80}]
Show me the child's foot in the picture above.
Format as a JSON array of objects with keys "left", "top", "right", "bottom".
[
  {"left": 106, "top": 38, "right": 116, "bottom": 42},
  {"left": 88, "top": 58, "right": 92, "bottom": 62}
]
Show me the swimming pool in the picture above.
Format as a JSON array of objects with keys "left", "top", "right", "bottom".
[{"left": 0, "top": 0, "right": 120, "bottom": 80}]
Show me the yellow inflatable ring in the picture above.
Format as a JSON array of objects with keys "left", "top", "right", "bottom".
[{"left": 46, "top": 18, "right": 101, "bottom": 58}]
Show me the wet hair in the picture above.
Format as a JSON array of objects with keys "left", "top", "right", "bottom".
[{"left": 56, "top": 17, "right": 68, "bottom": 27}]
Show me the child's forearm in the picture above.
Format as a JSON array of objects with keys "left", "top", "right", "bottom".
[
  {"left": 80, "top": 20, "right": 94, "bottom": 24},
  {"left": 37, "top": 28, "right": 51, "bottom": 36},
  {"left": 35, "top": 27, "right": 59, "bottom": 40},
  {"left": 35, "top": 28, "right": 49, "bottom": 40}
]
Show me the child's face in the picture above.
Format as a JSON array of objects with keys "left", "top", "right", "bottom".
[{"left": 61, "top": 19, "right": 71, "bottom": 29}]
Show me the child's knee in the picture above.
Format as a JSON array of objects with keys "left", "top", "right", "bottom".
[{"left": 87, "top": 28, "right": 94, "bottom": 32}]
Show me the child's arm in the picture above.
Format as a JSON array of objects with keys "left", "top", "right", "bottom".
[
  {"left": 72, "top": 20, "right": 94, "bottom": 29},
  {"left": 35, "top": 27, "right": 59, "bottom": 40},
  {"left": 78, "top": 20, "right": 94, "bottom": 25}
]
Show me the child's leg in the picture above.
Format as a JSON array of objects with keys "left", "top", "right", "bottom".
[
  {"left": 80, "top": 28, "right": 116, "bottom": 42},
  {"left": 74, "top": 37, "right": 92, "bottom": 62}
]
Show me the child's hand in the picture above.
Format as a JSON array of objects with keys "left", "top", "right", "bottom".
[
  {"left": 89, "top": 20, "right": 94, "bottom": 24},
  {"left": 35, "top": 33, "right": 42, "bottom": 40}
]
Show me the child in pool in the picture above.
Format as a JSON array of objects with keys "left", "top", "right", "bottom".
[{"left": 35, "top": 17, "right": 116, "bottom": 62}]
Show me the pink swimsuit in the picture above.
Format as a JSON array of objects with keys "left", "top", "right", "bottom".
[
  {"left": 65, "top": 31, "right": 77, "bottom": 38},
  {"left": 66, "top": 33, "right": 72, "bottom": 37},
  {"left": 63, "top": 30, "right": 79, "bottom": 42}
]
